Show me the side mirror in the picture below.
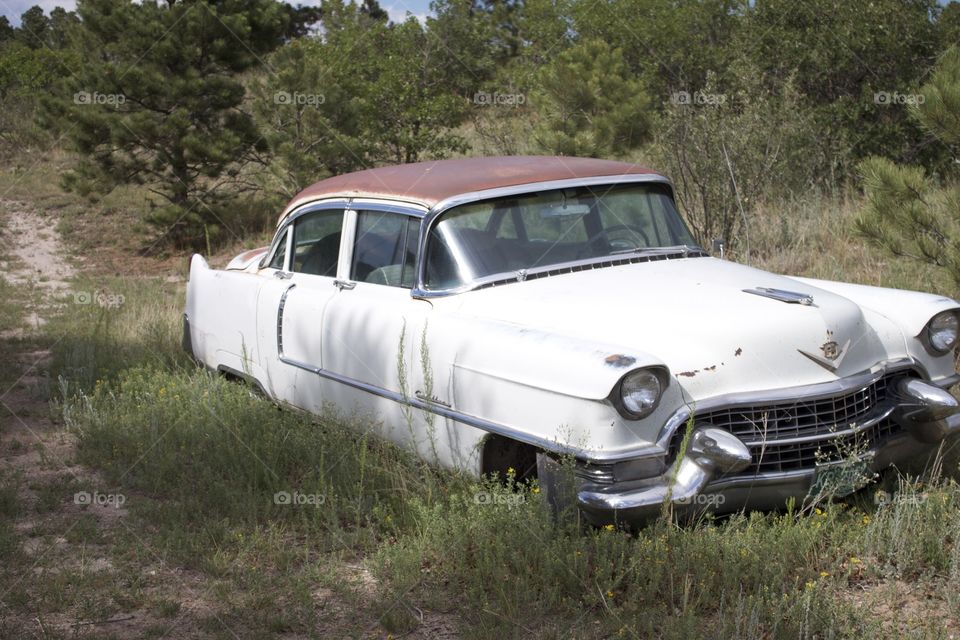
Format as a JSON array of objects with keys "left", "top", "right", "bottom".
[{"left": 711, "top": 238, "right": 725, "bottom": 259}]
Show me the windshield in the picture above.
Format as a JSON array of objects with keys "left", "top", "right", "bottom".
[{"left": 424, "top": 183, "right": 698, "bottom": 290}]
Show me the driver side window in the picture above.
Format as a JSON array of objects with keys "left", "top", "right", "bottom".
[
  {"left": 292, "top": 209, "right": 345, "bottom": 277},
  {"left": 351, "top": 211, "right": 419, "bottom": 288}
]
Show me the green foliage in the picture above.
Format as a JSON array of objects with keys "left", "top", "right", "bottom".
[
  {"left": 43, "top": 0, "right": 289, "bottom": 249},
  {"left": 251, "top": 1, "right": 471, "bottom": 199},
  {"left": 572, "top": 0, "right": 744, "bottom": 103},
  {"left": 533, "top": 39, "right": 651, "bottom": 157},
  {"left": 250, "top": 37, "right": 369, "bottom": 199},
  {"left": 858, "top": 47, "right": 960, "bottom": 292},
  {"left": 16, "top": 6, "right": 49, "bottom": 49},
  {"left": 345, "top": 14, "right": 469, "bottom": 164},
  {"left": 0, "top": 42, "right": 68, "bottom": 97},
  {"left": 741, "top": 0, "right": 944, "bottom": 169},
  {"left": 654, "top": 64, "right": 829, "bottom": 250},
  {"left": 0, "top": 17, "right": 12, "bottom": 43},
  {"left": 0, "top": 40, "right": 77, "bottom": 155}
]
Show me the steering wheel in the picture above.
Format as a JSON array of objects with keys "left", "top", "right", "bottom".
[{"left": 578, "top": 224, "right": 651, "bottom": 258}]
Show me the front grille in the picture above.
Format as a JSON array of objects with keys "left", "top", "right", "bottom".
[{"left": 669, "top": 371, "right": 914, "bottom": 476}]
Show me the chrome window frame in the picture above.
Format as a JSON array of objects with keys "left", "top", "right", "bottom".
[
  {"left": 279, "top": 197, "right": 429, "bottom": 288},
  {"left": 261, "top": 225, "right": 292, "bottom": 271},
  {"left": 276, "top": 176, "right": 684, "bottom": 298},
  {"left": 349, "top": 209, "right": 422, "bottom": 289},
  {"left": 411, "top": 174, "right": 679, "bottom": 299}
]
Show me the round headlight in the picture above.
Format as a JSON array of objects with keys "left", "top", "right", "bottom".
[
  {"left": 928, "top": 311, "right": 960, "bottom": 354},
  {"left": 619, "top": 369, "right": 664, "bottom": 419}
]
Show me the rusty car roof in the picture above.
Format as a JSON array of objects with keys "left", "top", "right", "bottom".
[{"left": 280, "top": 156, "right": 662, "bottom": 222}]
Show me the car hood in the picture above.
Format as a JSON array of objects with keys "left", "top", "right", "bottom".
[{"left": 446, "top": 257, "right": 908, "bottom": 401}]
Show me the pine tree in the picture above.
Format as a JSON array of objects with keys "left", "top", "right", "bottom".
[
  {"left": 43, "top": 0, "right": 289, "bottom": 249},
  {"left": 857, "top": 47, "right": 960, "bottom": 290},
  {"left": 533, "top": 39, "right": 651, "bottom": 158}
]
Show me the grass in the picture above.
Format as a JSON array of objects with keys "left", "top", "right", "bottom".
[{"left": 3, "top": 163, "right": 960, "bottom": 636}]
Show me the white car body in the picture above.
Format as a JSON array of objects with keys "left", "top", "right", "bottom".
[{"left": 184, "top": 156, "right": 960, "bottom": 526}]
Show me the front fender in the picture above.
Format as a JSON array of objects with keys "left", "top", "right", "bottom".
[
  {"left": 440, "top": 314, "right": 669, "bottom": 401},
  {"left": 791, "top": 276, "right": 960, "bottom": 380}
]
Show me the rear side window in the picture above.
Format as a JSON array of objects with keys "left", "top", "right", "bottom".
[
  {"left": 351, "top": 211, "right": 419, "bottom": 288},
  {"left": 292, "top": 209, "right": 345, "bottom": 277}
]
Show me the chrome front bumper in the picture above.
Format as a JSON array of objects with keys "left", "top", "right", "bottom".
[{"left": 575, "top": 376, "right": 960, "bottom": 527}]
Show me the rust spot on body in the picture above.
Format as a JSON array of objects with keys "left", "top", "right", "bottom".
[
  {"left": 735, "top": 348, "right": 743, "bottom": 356},
  {"left": 677, "top": 370, "right": 699, "bottom": 378},
  {"left": 605, "top": 354, "right": 636, "bottom": 368}
]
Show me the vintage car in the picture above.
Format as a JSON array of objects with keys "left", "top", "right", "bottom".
[{"left": 184, "top": 156, "right": 960, "bottom": 526}]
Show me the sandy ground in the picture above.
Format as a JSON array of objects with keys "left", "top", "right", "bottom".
[
  {"left": 0, "top": 199, "right": 156, "bottom": 637},
  {"left": 0, "top": 199, "right": 462, "bottom": 639},
  {"left": 0, "top": 198, "right": 76, "bottom": 333}
]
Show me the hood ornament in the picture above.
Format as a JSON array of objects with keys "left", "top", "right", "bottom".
[{"left": 799, "top": 338, "right": 851, "bottom": 371}]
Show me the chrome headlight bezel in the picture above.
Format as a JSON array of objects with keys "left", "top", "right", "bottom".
[
  {"left": 611, "top": 366, "right": 670, "bottom": 420},
  {"left": 923, "top": 310, "right": 960, "bottom": 356}
]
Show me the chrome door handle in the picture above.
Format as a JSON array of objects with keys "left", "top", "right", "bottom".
[
  {"left": 273, "top": 271, "right": 292, "bottom": 279},
  {"left": 333, "top": 279, "right": 356, "bottom": 291}
]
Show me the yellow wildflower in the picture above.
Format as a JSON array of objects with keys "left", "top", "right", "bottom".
[
  {"left": 819, "top": 571, "right": 830, "bottom": 578},
  {"left": 603, "top": 524, "right": 615, "bottom": 532},
  {"left": 862, "top": 515, "right": 871, "bottom": 525},
  {"left": 606, "top": 590, "right": 615, "bottom": 598},
  {"left": 849, "top": 557, "right": 861, "bottom": 564}
]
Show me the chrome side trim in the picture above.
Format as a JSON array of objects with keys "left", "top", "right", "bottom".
[
  {"left": 278, "top": 352, "right": 592, "bottom": 458},
  {"left": 276, "top": 283, "right": 296, "bottom": 355}
]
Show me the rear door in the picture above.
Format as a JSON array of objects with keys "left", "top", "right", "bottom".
[{"left": 256, "top": 204, "right": 348, "bottom": 406}]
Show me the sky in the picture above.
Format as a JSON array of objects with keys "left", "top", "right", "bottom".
[{"left": 0, "top": 0, "right": 434, "bottom": 26}]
